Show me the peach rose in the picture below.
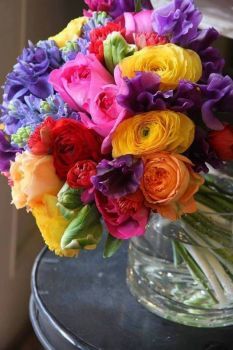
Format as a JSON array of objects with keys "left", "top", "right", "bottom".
[
  {"left": 141, "top": 152, "right": 204, "bottom": 220},
  {"left": 10, "top": 151, "right": 63, "bottom": 209}
]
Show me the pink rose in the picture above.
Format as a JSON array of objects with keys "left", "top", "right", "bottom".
[
  {"left": 80, "top": 84, "right": 125, "bottom": 137},
  {"left": 123, "top": 10, "right": 154, "bottom": 41},
  {"left": 49, "top": 53, "right": 114, "bottom": 112},
  {"left": 95, "top": 190, "right": 149, "bottom": 239}
]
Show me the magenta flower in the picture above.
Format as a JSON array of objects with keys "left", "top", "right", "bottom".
[
  {"left": 95, "top": 190, "right": 150, "bottom": 239},
  {"left": 49, "top": 53, "right": 114, "bottom": 112}
]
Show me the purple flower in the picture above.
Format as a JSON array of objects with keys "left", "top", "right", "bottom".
[
  {"left": 117, "top": 72, "right": 202, "bottom": 114},
  {"left": 188, "top": 28, "right": 225, "bottom": 82},
  {"left": 85, "top": 0, "right": 152, "bottom": 18},
  {"left": 0, "top": 131, "right": 21, "bottom": 172},
  {"left": 152, "top": 0, "right": 202, "bottom": 46},
  {"left": 1, "top": 94, "right": 79, "bottom": 137},
  {"left": 199, "top": 47, "right": 225, "bottom": 83},
  {"left": 92, "top": 155, "right": 143, "bottom": 198},
  {"left": 189, "top": 27, "right": 219, "bottom": 52},
  {"left": 4, "top": 40, "right": 63, "bottom": 102},
  {"left": 200, "top": 74, "right": 233, "bottom": 130},
  {"left": 185, "top": 127, "right": 222, "bottom": 173}
]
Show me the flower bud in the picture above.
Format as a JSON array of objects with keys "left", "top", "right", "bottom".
[{"left": 104, "top": 32, "right": 136, "bottom": 73}]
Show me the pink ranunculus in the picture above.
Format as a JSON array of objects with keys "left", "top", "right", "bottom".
[
  {"left": 49, "top": 53, "right": 114, "bottom": 112},
  {"left": 95, "top": 190, "right": 149, "bottom": 240},
  {"left": 124, "top": 10, "right": 154, "bottom": 41},
  {"left": 80, "top": 84, "right": 125, "bottom": 137}
]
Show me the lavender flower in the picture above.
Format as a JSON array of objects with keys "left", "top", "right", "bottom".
[
  {"left": 185, "top": 127, "right": 222, "bottom": 173},
  {"left": 0, "top": 131, "right": 21, "bottom": 172},
  {"left": 152, "top": 0, "right": 202, "bottom": 46},
  {"left": 4, "top": 40, "right": 63, "bottom": 102},
  {"left": 200, "top": 74, "right": 233, "bottom": 130},
  {"left": 61, "top": 39, "right": 89, "bottom": 62},
  {"left": 92, "top": 155, "right": 143, "bottom": 198},
  {"left": 1, "top": 94, "right": 79, "bottom": 136}
]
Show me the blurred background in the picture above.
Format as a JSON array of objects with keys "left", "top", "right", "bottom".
[
  {"left": 0, "top": 1, "right": 84, "bottom": 349},
  {"left": 0, "top": 1, "right": 233, "bottom": 349}
]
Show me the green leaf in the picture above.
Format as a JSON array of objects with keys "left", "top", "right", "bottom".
[
  {"left": 103, "top": 234, "right": 123, "bottom": 259},
  {"left": 61, "top": 205, "right": 103, "bottom": 250}
]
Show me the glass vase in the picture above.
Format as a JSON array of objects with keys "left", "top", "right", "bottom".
[{"left": 127, "top": 164, "right": 233, "bottom": 327}]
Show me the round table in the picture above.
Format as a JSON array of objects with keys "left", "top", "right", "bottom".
[{"left": 30, "top": 245, "right": 233, "bottom": 350}]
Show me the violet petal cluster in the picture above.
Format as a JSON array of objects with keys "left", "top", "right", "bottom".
[
  {"left": 152, "top": 0, "right": 202, "bottom": 46},
  {"left": 200, "top": 74, "right": 233, "bottom": 130},
  {"left": 117, "top": 72, "right": 202, "bottom": 114},
  {"left": 185, "top": 127, "right": 223, "bottom": 173},
  {"left": 4, "top": 40, "right": 63, "bottom": 102},
  {"left": 0, "top": 131, "right": 21, "bottom": 172},
  {"left": 92, "top": 155, "right": 143, "bottom": 198}
]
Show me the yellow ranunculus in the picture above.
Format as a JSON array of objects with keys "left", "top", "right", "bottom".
[
  {"left": 49, "top": 17, "right": 87, "bottom": 48},
  {"left": 32, "top": 194, "right": 79, "bottom": 257},
  {"left": 119, "top": 43, "right": 202, "bottom": 90},
  {"left": 112, "top": 110, "right": 194, "bottom": 158}
]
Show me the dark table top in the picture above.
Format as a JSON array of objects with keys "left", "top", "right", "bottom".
[{"left": 30, "top": 245, "right": 233, "bottom": 350}]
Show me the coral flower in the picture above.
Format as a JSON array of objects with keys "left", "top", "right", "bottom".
[
  {"left": 112, "top": 110, "right": 195, "bottom": 158},
  {"left": 10, "top": 151, "right": 63, "bottom": 209},
  {"left": 119, "top": 43, "right": 202, "bottom": 90},
  {"left": 141, "top": 153, "right": 204, "bottom": 220}
]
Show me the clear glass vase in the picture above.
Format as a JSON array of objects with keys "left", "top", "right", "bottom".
[{"left": 127, "top": 164, "right": 233, "bottom": 328}]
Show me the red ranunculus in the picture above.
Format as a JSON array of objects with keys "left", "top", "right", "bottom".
[
  {"left": 89, "top": 22, "right": 125, "bottom": 62},
  {"left": 28, "top": 117, "right": 56, "bottom": 155},
  {"left": 67, "top": 160, "right": 97, "bottom": 189},
  {"left": 52, "top": 119, "right": 102, "bottom": 180},
  {"left": 209, "top": 124, "right": 233, "bottom": 161}
]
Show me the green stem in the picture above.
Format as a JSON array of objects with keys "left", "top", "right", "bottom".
[{"left": 174, "top": 242, "right": 218, "bottom": 303}]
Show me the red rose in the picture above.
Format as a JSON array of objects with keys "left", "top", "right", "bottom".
[
  {"left": 28, "top": 117, "right": 56, "bottom": 155},
  {"left": 67, "top": 160, "right": 97, "bottom": 189},
  {"left": 52, "top": 119, "right": 102, "bottom": 180},
  {"left": 209, "top": 124, "right": 233, "bottom": 161}
]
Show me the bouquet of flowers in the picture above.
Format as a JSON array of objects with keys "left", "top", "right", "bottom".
[{"left": 0, "top": 0, "right": 233, "bottom": 266}]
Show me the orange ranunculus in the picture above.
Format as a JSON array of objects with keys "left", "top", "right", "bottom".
[
  {"left": 10, "top": 151, "right": 63, "bottom": 209},
  {"left": 141, "top": 152, "right": 204, "bottom": 220}
]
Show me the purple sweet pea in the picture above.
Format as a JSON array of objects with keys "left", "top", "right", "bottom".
[
  {"left": 185, "top": 127, "right": 223, "bottom": 173},
  {"left": 0, "top": 131, "right": 20, "bottom": 172},
  {"left": 92, "top": 155, "right": 143, "bottom": 198},
  {"left": 188, "top": 27, "right": 225, "bottom": 82},
  {"left": 152, "top": 0, "right": 202, "bottom": 46},
  {"left": 117, "top": 72, "right": 202, "bottom": 114},
  {"left": 199, "top": 47, "right": 225, "bottom": 83},
  {"left": 200, "top": 74, "right": 233, "bottom": 130},
  {"left": 4, "top": 41, "right": 63, "bottom": 102}
]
